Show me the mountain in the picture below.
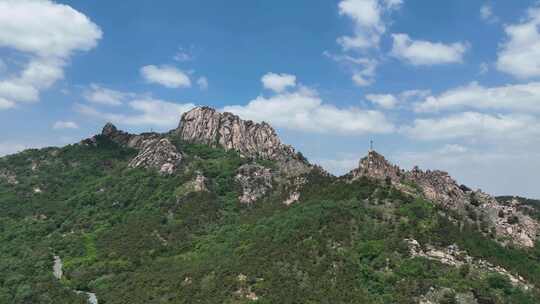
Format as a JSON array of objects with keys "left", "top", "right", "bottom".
[{"left": 0, "top": 106, "right": 539, "bottom": 304}]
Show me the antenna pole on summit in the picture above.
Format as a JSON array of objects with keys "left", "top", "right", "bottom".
[{"left": 370, "top": 140, "right": 374, "bottom": 152}]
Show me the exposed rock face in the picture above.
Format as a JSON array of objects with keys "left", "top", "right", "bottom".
[
  {"left": 405, "top": 239, "right": 532, "bottom": 290},
  {"left": 348, "top": 150, "right": 540, "bottom": 248},
  {"left": 283, "top": 176, "right": 307, "bottom": 206},
  {"left": 408, "top": 167, "right": 468, "bottom": 210},
  {"left": 480, "top": 196, "right": 540, "bottom": 248},
  {"left": 178, "top": 172, "right": 208, "bottom": 195},
  {"left": 99, "top": 123, "right": 183, "bottom": 174},
  {"left": 176, "top": 107, "right": 311, "bottom": 175},
  {"left": 349, "top": 150, "right": 403, "bottom": 183},
  {"left": 235, "top": 164, "right": 273, "bottom": 204},
  {"left": 128, "top": 138, "right": 183, "bottom": 175},
  {"left": 0, "top": 170, "right": 18, "bottom": 185}
]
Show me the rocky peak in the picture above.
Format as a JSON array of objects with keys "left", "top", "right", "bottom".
[
  {"left": 100, "top": 122, "right": 132, "bottom": 146},
  {"left": 97, "top": 123, "right": 183, "bottom": 174},
  {"left": 176, "top": 107, "right": 311, "bottom": 175},
  {"left": 102, "top": 122, "right": 118, "bottom": 137},
  {"left": 350, "top": 150, "right": 403, "bottom": 183},
  {"left": 347, "top": 150, "right": 540, "bottom": 248}
]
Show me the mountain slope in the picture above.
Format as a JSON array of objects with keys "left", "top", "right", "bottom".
[{"left": 0, "top": 107, "right": 539, "bottom": 304}]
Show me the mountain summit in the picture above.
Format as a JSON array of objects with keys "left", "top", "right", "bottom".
[
  {"left": 176, "top": 107, "right": 312, "bottom": 175},
  {"left": 347, "top": 150, "right": 540, "bottom": 248}
]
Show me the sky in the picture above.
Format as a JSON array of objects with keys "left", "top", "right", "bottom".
[{"left": 1, "top": 0, "right": 540, "bottom": 198}]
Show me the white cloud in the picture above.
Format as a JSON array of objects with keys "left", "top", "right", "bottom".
[
  {"left": 391, "top": 33, "right": 468, "bottom": 65},
  {"left": 480, "top": 4, "right": 498, "bottom": 23},
  {"left": 140, "top": 65, "right": 191, "bottom": 88},
  {"left": 223, "top": 86, "right": 394, "bottom": 135},
  {"left": 403, "top": 112, "right": 540, "bottom": 141},
  {"left": 76, "top": 98, "right": 196, "bottom": 129},
  {"left": 366, "top": 94, "right": 398, "bottom": 109},
  {"left": 261, "top": 73, "right": 297, "bottom": 93},
  {"left": 366, "top": 89, "right": 429, "bottom": 109},
  {"left": 352, "top": 58, "right": 378, "bottom": 86},
  {"left": 53, "top": 121, "right": 79, "bottom": 130},
  {"left": 415, "top": 81, "right": 540, "bottom": 113},
  {"left": 197, "top": 77, "right": 208, "bottom": 90},
  {"left": 324, "top": 52, "right": 378, "bottom": 86},
  {"left": 497, "top": 5, "right": 540, "bottom": 78},
  {"left": 335, "top": 0, "right": 401, "bottom": 86},
  {"left": 84, "top": 84, "right": 128, "bottom": 106},
  {"left": 0, "top": 0, "right": 101, "bottom": 107},
  {"left": 0, "top": 97, "right": 15, "bottom": 110},
  {"left": 337, "top": 0, "right": 386, "bottom": 50}
]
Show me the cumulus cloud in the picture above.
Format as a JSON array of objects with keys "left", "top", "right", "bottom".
[
  {"left": 223, "top": 86, "right": 394, "bottom": 135},
  {"left": 53, "top": 121, "right": 79, "bottom": 130},
  {"left": 0, "top": 97, "right": 15, "bottom": 110},
  {"left": 324, "top": 52, "right": 378, "bottom": 87},
  {"left": 140, "top": 65, "right": 191, "bottom": 88},
  {"left": 366, "top": 89, "right": 429, "bottom": 109},
  {"left": 497, "top": 5, "right": 540, "bottom": 78},
  {"left": 335, "top": 0, "right": 401, "bottom": 86},
  {"left": 76, "top": 98, "right": 195, "bottom": 129},
  {"left": 83, "top": 84, "right": 129, "bottom": 106},
  {"left": 337, "top": 0, "right": 395, "bottom": 50},
  {"left": 390, "top": 33, "right": 468, "bottom": 65},
  {"left": 261, "top": 73, "right": 297, "bottom": 93},
  {"left": 0, "top": 0, "right": 102, "bottom": 108},
  {"left": 366, "top": 94, "right": 398, "bottom": 109},
  {"left": 415, "top": 81, "right": 540, "bottom": 113},
  {"left": 403, "top": 112, "right": 540, "bottom": 141}
]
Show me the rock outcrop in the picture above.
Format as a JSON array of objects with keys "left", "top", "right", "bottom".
[
  {"left": 235, "top": 164, "right": 273, "bottom": 204},
  {"left": 0, "top": 170, "right": 18, "bottom": 185},
  {"left": 348, "top": 150, "right": 540, "bottom": 248},
  {"left": 406, "top": 239, "right": 532, "bottom": 290},
  {"left": 99, "top": 123, "right": 183, "bottom": 174},
  {"left": 176, "top": 107, "right": 311, "bottom": 176},
  {"left": 128, "top": 138, "right": 183, "bottom": 175},
  {"left": 349, "top": 150, "right": 403, "bottom": 183}
]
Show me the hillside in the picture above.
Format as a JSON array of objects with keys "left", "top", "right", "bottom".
[{"left": 0, "top": 107, "right": 539, "bottom": 304}]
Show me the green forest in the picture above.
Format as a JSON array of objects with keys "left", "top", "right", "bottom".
[{"left": 0, "top": 136, "right": 539, "bottom": 303}]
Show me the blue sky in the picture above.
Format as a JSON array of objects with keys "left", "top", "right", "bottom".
[{"left": 1, "top": 0, "right": 540, "bottom": 198}]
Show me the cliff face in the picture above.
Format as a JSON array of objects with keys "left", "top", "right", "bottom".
[
  {"left": 176, "top": 107, "right": 312, "bottom": 176},
  {"left": 348, "top": 150, "right": 540, "bottom": 248}
]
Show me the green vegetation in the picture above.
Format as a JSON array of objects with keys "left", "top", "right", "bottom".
[{"left": 0, "top": 137, "right": 538, "bottom": 303}]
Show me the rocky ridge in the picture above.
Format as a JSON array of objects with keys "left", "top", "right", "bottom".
[
  {"left": 97, "top": 123, "right": 183, "bottom": 175},
  {"left": 406, "top": 239, "right": 532, "bottom": 290},
  {"left": 348, "top": 150, "right": 540, "bottom": 248},
  {"left": 176, "top": 107, "right": 312, "bottom": 176}
]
